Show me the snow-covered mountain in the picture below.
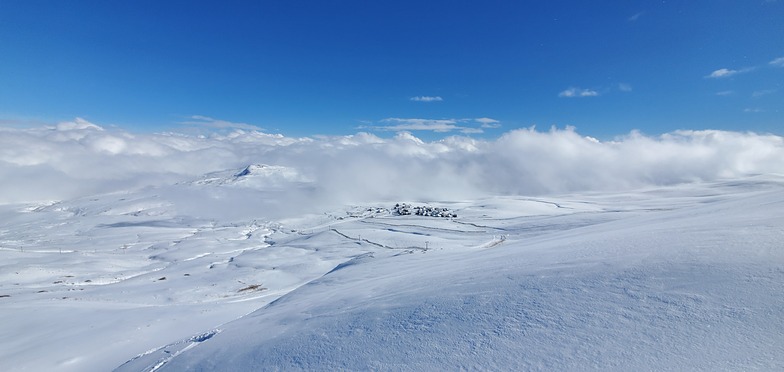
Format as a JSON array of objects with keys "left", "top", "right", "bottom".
[
  {"left": 190, "top": 164, "right": 311, "bottom": 187},
  {"left": 1, "top": 172, "right": 783, "bottom": 371}
]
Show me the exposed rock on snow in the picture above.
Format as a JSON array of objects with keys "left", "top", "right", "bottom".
[{"left": 233, "top": 164, "right": 291, "bottom": 179}]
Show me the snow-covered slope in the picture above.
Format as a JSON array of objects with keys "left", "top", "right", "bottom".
[
  {"left": 153, "top": 177, "right": 784, "bottom": 371},
  {"left": 1, "top": 174, "right": 783, "bottom": 371}
]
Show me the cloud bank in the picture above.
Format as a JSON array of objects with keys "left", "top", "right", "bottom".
[{"left": 1, "top": 119, "right": 783, "bottom": 207}]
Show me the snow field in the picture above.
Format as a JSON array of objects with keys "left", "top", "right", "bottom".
[{"left": 0, "top": 175, "right": 782, "bottom": 371}]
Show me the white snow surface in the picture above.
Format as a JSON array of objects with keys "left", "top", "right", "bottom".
[{"left": 1, "top": 173, "right": 783, "bottom": 371}]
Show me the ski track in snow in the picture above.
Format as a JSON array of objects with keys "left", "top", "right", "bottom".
[{"left": 0, "top": 175, "right": 782, "bottom": 371}]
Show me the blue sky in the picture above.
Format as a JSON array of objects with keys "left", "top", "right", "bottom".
[{"left": 1, "top": 0, "right": 782, "bottom": 139}]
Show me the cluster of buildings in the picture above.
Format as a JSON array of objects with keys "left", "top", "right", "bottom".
[{"left": 393, "top": 203, "right": 457, "bottom": 218}]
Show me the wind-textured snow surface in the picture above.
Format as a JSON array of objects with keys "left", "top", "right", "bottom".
[
  {"left": 152, "top": 177, "right": 784, "bottom": 371},
  {"left": 2, "top": 171, "right": 782, "bottom": 371}
]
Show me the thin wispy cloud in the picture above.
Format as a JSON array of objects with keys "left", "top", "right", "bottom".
[
  {"left": 627, "top": 12, "right": 644, "bottom": 22},
  {"left": 716, "top": 90, "right": 735, "bottom": 96},
  {"left": 459, "top": 127, "right": 484, "bottom": 134},
  {"left": 706, "top": 67, "right": 754, "bottom": 79},
  {"left": 375, "top": 118, "right": 460, "bottom": 132},
  {"left": 366, "top": 117, "right": 498, "bottom": 134},
  {"left": 752, "top": 89, "right": 777, "bottom": 97},
  {"left": 707, "top": 68, "right": 739, "bottom": 78},
  {"left": 181, "top": 115, "right": 263, "bottom": 131},
  {"left": 770, "top": 57, "right": 784, "bottom": 67},
  {"left": 476, "top": 117, "right": 501, "bottom": 129},
  {"left": 705, "top": 57, "right": 784, "bottom": 80},
  {"left": 744, "top": 108, "right": 764, "bottom": 113},
  {"left": 559, "top": 87, "right": 599, "bottom": 98},
  {"left": 2, "top": 119, "right": 783, "bottom": 205},
  {"left": 618, "top": 83, "right": 633, "bottom": 92},
  {"left": 410, "top": 96, "right": 443, "bottom": 102}
]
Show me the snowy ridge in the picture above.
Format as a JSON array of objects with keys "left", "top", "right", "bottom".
[{"left": 115, "top": 329, "right": 221, "bottom": 372}]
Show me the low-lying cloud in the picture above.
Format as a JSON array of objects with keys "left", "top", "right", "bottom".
[{"left": 1, "top": 119, "right": 783, "bottom": 208}]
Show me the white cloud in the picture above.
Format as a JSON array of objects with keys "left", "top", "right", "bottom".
[
  {"left": 56, "top": 117, "right": 104, "bottom": 132},
  {"left": 559, "top": 87, "right": 599, "bottom": 98},
  {"left": 744, "top": 108, "right": 764, "bottom": 113},
  {"left": 618, "top": 83, "right": 633, "bottom": 92},
  {"left": 707, "top": 68, "right": 737, "bottom": 78},
  {"left": 628, "top": 12, "right": 644, "bottom": 22},
  {"left": 770, "top": 57, "right": 784, "bottom": 67},
  {"left": 716, "top": 90, "right": 735, "bottom": 96},
  {"left": 1, "top": 120, "right": 783, "bottom": 207},
  {"left": 410, "top": 96, "right": 443, "bottom": 102}
]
